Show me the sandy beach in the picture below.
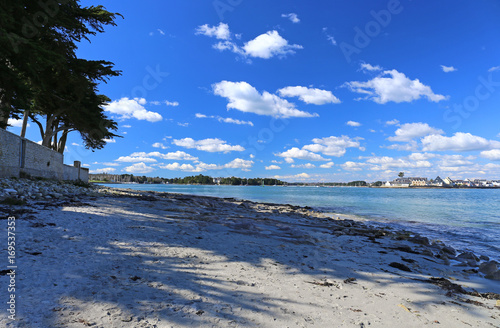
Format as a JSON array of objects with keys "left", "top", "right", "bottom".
[{"left": 1, "top": 186, "right": 499, "bottom": 327}]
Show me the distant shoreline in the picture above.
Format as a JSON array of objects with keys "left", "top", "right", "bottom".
[{"left": 92, "top": 181, "right": 500, "bottom": 189}]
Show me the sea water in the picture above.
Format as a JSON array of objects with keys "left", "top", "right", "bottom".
[{"left": 100, "top": 184, "right": 500, "bottom": 260}]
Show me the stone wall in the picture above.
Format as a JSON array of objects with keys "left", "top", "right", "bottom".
[
  {"left": 0, "top": 128, "right": 22, "bottom": 177},
  {"left": 0, "top": 128, "right": 88, "bottom": 182},
  {"left": 63, "top": 163, "right": 89, "bottom": 181},
  {"left": 23, "top": 137, "right": 64, "bottom": 180}
]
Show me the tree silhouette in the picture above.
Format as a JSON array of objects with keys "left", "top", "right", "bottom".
[{"left": 0, "top": 1, "right": 121, "bottom": 151}]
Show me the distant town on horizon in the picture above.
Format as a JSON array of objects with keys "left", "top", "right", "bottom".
[{"left": 89, "top": 173, "right": 500, "bottom": 188}]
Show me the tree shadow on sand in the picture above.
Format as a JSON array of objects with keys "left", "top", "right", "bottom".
[{"left": 7, "top": 190, "right": 500, "bottom": 327}]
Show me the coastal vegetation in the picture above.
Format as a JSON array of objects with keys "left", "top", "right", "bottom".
[{"left": 90, "top": 173, "right": 286, "bottom": 186}]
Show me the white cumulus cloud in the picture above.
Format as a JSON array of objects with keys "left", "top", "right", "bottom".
[
  {"left": 160, "top": 158, "right": 253, "bottom": 172},
  {"left": 360, "top": 63, "right": 382, "bottom": 72},
  {"left": 243, "top": 30, "right": 303, "bottom": 59},
  {"left": 273, "top": 173, "right": 311, "bottom": 181},
  {"left": 345, "top": 69, "right": 448, "bottom": 104},
  {"left": 124, "top": 162, "right": 154, "bottom": 174},
  {"left": 281, "top": 13, "right": 300, "bottom": 23},
  {"left": 217, "top": 117, "right": 253, "bottom": 126},
  {"left": 199, "top": 24, "right": 302, "bottom": 60},
  {"left": 224, "top": 158, "right": 254, "bottom": 171},
  {"left": 291, "top": 163, "right": 316, "bottom": 169},
  {"left": 104, "top": 97, "right": 162, "bottom": 122},
  {"left": 408, "top": 153, "right": 437, "bottom": 161},
  {"left": 303, "top": 136, "right": 362, "bottom": 157},
  {"left": 152, "top": 142, "right": 168, "bottom": 149},
  {"left": 320, "top": 162, "right": 335, "bottom": 169},
  {"left": 421, "top": 132, "right": 500, "bottom": 152},
  {"left": 322, "top": 27, "right": 337, "bottom": 46},
  {"left": 481, "top": 149, "right": 500, "bottom": 161},
  {"left": 195, "top": 22, "right": 231, "bottom": 40},
  {"left": 441, "top": 65, "right": 457, "bottom": 72},
  {"left": 160, "top": 163, "right": 196, "bottom": 172},
  {"left": 277, "top": 86, "right": 340, "bottom": 105},
  {"left": 388, "top": 123, "right": 444, "bottom": 142},
  {"left": 341, "top": 161, "right": 366, "bottom": 171},
  {"left": 130, "top": 151, "right": 198, "bottom": 161},
  {"left": 265, "top": 165, "right": 281, "bottom": 170},
  {"left": 195, "top": 113, "right": 254, "bottom": 126},
  {"left": 213, "top": 81, "right": 317, "bottom": 118},
  {"left": 150, "top": 100, "right": 179, "bottom": 107},
  {"left": 366, "top": 156, "right": 432, "bottom": 170},
  {"left": 346, "top": 121, "right": 361, "bottom": 127},
  {"left": 173, "top": 137, "right": 244, "bottom": 153},
  {"left": 7, "top": 118, "right": 28, "bottom": 128},
  {"left": 438, "top": 154, "right": 475, "bottom": 166},
  {"left": 385, "top": 119, "right": 400, "bottom": 126},
  {"left": 115, "top": 156, "right": 157, "bottom": 163},
  {"left": 386, "top": 141, "right": 419, "bottom": 152},
  {"left": 276, "top": 147, "right": 329, "bottom": 161}
]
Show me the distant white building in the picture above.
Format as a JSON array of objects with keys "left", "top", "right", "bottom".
[
  {"left": 443, "top": 177, "right": 455, "bottom": 186},
  {"left": 384, "top": 181, "right": 392, "bottom": 187},
  {"left": 431, "top": 176, "right": 444, "bottom": 187},
  {"left": 391, "top": 177, "right": 411, "bottom": 187},
  {"left": 455, "top": 179, "right": 474, "bottom": 187},
  {"left": 408, "top": 177, "right": 428, "bottom": 187},
  {"left": 472, "top": 179, "right": 494, "bottom": 187},
  {"left": 465, "top": 178, "right": 476, "bottom": 187}
]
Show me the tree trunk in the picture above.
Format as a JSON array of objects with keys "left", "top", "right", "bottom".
[
  {"left": 57, "top": 129, "right": 69, "bottom": 154},
  {"left": 20, "top": 109, "right": 30, "bottom": 138},
  {"left": 42, "top": 114, "right": 55, "bottom": 147},
  {"left": 52, "top": 133, "right": 58, "bottom": 150}
]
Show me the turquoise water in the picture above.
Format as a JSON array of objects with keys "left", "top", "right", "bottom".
[{"left": 100, "top": 184, "right": 500, "bottom": 260}]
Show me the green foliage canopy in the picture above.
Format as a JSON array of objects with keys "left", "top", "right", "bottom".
[{"left": 0, "top": 1, "right": 122, "bottom": 151}]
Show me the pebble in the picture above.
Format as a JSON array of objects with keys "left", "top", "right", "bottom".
[
  {"left": 0, "top": 178, "right": 99, "bottom": 203},
  {"left": 457, "top": 251, "right": 480, "bottom": 262},
  {"left": 441, "top": 245, "right": 457, "bottom": 256},
  {"left": 479, "top": 261, "right": 498, "bottom": 276},
  {"left": 485, "top": 271, "right": 500, "bottom": 280},
  {"left": 408, "top": 235, "right": 430, "bottom": 246}
]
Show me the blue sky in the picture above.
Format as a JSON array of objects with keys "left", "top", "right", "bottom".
[{"left": 8, "top": 0, "right": 500, "bottom": 182}]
